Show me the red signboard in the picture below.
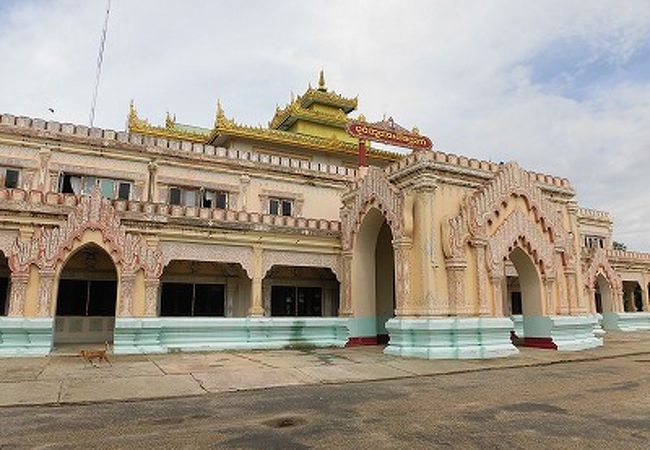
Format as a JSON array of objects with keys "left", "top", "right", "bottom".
[{"left": 347, "top": 117, "right": 432, "bottom": 151}]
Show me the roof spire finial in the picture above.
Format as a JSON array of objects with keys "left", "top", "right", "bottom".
[
  {"left": 318, "top": 69, "right": 326, "bottom": 91},
  {"left": 214, "top": 98, "right": 224, "bottom": 128}
]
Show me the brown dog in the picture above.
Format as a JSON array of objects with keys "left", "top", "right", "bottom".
[{"left": 80, "top": 341, "right": 112, "bottom": 367}]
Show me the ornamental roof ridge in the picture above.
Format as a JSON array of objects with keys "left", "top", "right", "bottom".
[{"left": 269, "top": 99, "right": 349, "bottom": 130}]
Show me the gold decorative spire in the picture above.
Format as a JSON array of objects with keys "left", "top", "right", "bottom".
[
  {"left": 318, "top": 69, "right": 326, "bottom": 91},
  {"left": 214, "top": 99, "right": 224, "bottom": 127},
  {"left": 165, "top": 111, "right": 176, "bottom": 128}
]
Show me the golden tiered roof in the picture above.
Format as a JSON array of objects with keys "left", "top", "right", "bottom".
[{"left": 127, "top": 73, "right": 400, "bottom": 161}]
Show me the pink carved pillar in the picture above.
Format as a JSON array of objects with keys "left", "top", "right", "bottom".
[
  {"left": 7, "top": 273, "right": 29, "bottom": 317},
  {"left": 118, "top": 271, "right": 135, "bottom": 317},
  {"left": 338, "top": 251, "right": 353, "bottom": 316},
  {"left": 144, "top": 278, "right": 160, "bottom": 317},
  {"left": 490, "top": 275, "right": 505, "bottom": 317},
  {"left": 393, "top": 237, "right": 414, "bottom": 317},
  {"left": 586, "top": 286, "right": 596, "bottom": 313},
  {"left": 446, "top": 260, "right": 467, "bottom": 315},
  {"left": 37, "top": 268, "right": 56, "bottom": 317}
]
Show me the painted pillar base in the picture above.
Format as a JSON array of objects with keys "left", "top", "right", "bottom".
[
  {"left": 602, "top": 312, "right": 650, "bottom": 332},
  {"left": 383, "top": 317, "right": 519, "bottom": 360},
  {"left": 521, "top": 315, "right": 602, "bottom": 351},
  {"left": 0, "top": 318, "right": 54, "bottom": 357},
  {"left": 114, "top": 317, "right": 349, "bottom": 354},
  {"left": 592, "top": 313, "right": 606, "bottom": 337}
]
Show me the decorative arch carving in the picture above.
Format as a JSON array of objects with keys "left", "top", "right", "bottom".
[
  {"left": 7, "top": 189, "right": 163, "bottom": 317},
  {"left": 340, "top": 167, "right": 403, "bottom": 251},
  {"left": 486, "top": 210, "right": 556, "bottom": 278},
  {"left": 443, "top": 162, "right": 573, "bottom": 266},
  {"left": 8, "top": 189, "right": 162, "bottom": 274},
  {"left": 159, "top": 241, "right": 253, "bottom": 279},
  {"left": 583, "top": 248, "right": 623, "bottom": 293},
  {"left": 261, "top": 250, "right": 341, "bottom": 281}
]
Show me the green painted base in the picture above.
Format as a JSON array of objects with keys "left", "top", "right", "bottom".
[
  {"left": 524, "top": 315, "right": 603, "bottom": 351},
  {"left": 114, "top": 317, "right": 349, "bottom": 354},
  {"left": 383, "top": 317, "right": 519, "bottom": 360},
  {"left": 602, "top": 312, "right": 650, "bottom": 332},
  {"left": 345, "top": 316, "right": 392, "bottom": 339},
  {"left": 510, "top": 315, "right": 524, "bottom": 337},
  {"left": 0, "top": 317, "right": 53, "bottom": 357}
]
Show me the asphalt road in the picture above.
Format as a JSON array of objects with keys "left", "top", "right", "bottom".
[{"left": 1, "top": 354, "right": 649, "bottom": 449}]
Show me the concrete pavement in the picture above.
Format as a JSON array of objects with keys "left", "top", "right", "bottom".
[{"left": 0, "top": 332, "right": 648, "bottom": 407}]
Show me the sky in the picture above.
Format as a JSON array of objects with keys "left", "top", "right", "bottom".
[{"left": 0, "top": 0, "right": 649, "bottom": 251}]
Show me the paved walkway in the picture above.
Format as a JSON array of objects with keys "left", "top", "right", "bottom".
[{"left": 1, "top": 332, "right": 648, "bottom": 407}]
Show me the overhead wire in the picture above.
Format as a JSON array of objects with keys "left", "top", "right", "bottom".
[{"left": 89, "top": 0, "right": 112, "bottom": 127}]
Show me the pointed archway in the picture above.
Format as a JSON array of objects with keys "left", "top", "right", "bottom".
[
  {"left": 340, "top": 168, "right": 406, "bottom": 345},
  {"left": 54, "top": 243, "right": 118, "bottom": 345},
  {"left": 349, "top": 207, "right": 396, "bottom": 344}
]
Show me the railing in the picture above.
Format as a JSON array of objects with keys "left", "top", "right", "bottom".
[
  {"left": 577, "top": 207, "right": 612, "bottom": 222},
  {"left": 384, "top": 150, "right": 572, "bottom": 189},
  {"left": 0, "top": 188, "right": 341, "bottom": 234},
  {"left": 0, "top": 114, "right": 358, "bottom": 180}
]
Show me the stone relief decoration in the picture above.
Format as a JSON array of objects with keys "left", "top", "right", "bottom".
[
  {"left": 340, "top": 167, "right": 404, "bottom": 251},
  {"left": 446, "top": 162, "right": 572, "bottom": 258},
  {"left": 442, "top": 162, "right": 573, "bottom": 313},
  {"left": 486, "top": 210, "right": 556, "bottom": 279},
  {"left": 582, "top": 247, "right": 623, "bottom": 311},
  {"left": 261, "top": 250, "right": 341, "bottom": 281},
  {"left": 159, "top": 241, "right": 253, "bottom": 278},
  {"left": 7, "top": 189, "right": 163, "bottom": 317}
]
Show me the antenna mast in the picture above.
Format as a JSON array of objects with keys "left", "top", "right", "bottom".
[{"left": 89, "top": 0, "right": 112, "bottom": 127}]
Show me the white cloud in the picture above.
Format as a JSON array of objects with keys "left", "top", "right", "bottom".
[{"left": 1, "top": 0, "right": 649, "bottom": 250}]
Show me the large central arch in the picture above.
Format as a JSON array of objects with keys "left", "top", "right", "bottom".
[
  {"left": 350, "top": 207, "right": 395, "bottom": 344},
  {"left": 340, "top": 168, "right": 405, "bottom": 345},
  {"left": 54, "top": 242, "right": 118, "bottom": 345}
]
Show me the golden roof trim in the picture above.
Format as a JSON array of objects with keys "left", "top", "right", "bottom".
[
  {"left": 214, "top": 107, "right": 398, "bottom": 161},
  {"left": 269, "top": 100, "right": 349, "bottom": 130}
]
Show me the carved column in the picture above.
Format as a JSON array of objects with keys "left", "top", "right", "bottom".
[
  {"left": 248, "top": 245, "right": 265, "bottom": 316},
  {"left": 545, "top": 278, "right": 556, "bottom": 315},
  {"left": 147, "top": 161, "right": 158, "bottom": 202},
  {"left": 475, "top": 242, "right": 490, "bottom": 315},
  {"left": 490, "top": 275, "right": 505, "bottom": 317},
  {"left": 411, "top": 174, "right": 437, "bottom": 314},
  {"left": 446, "top": 260, "right": 467, "bottom": 315},
  {"left": 623, "top": 285, "right": 635, "bottom": 312},
  {"left": 37, "top": 269, "right": 56, "bottom": 317},
  {"left": 564, "top": 270, "right": 582, "bottom": 314},
  {"left": 118, "top": 271, "right": 136, "bottom": 317},
  {"left": 7, "top": 274, "right": 29, "bottom": 317},
  {"left": 144, "top": 278, "right": 160, "bottom": 317},
  {"left": 38, "top": 148, "right": 52, "bottom": 191},
  {"left": 586, "top": 286, "right": 596, "bottom": 314},
  {"left": 641, "top": 275, "right": 649, "bottom": 312},
  {"left": 225, "top": 278, "right": 238, "bottom": 317},
  {"left": 338, "top": 251, "right": 353, "bottom": 316},
  {"left": 393, "top": 237, "right": 414, "bottom": 317}
]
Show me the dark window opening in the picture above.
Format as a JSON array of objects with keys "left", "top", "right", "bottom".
[
  {"left": 511, "top": 292, "right": 522, "bottom": 315},
  {"left": 269, "top": 199, "right": 279, "bottom": 216},
  {"left": 4, "top": 169, "right": 19, "bottom": 189},
  {"left": 282, "top": 200, "right": 292, "bottom": 217},
  {"left": 269, "top": 198, "right": 293, "bottom": 217},
  {"left": 271, "top": 286, "right": 322, "bottom": 317},
  {"left": 61, "top": 174, "right": 74, "bottom": 194},
  {"left": 160, "top": 282, "right": 225, "bottom": 317},
  {"left": 0, "top": 277, "right": 7, "bottom": 315},
  {"left": 595, "top": 292, "right": 603, "bottom": 314},
  {"left": 215, "top": 192, "right": 228, "bottom": 209},
  {"left": 118, "top": 182, "right": 131, "bottom": 200},
  {"left": 56, "top": 279, "right": 117, "bottom": 317},
  {"left": 170, "top": 187, "right": 182, "bottom": 205}
]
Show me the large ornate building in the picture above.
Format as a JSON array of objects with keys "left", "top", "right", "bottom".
[{"left": 0, "top": 74, "right": 648, "bottom": 358}]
